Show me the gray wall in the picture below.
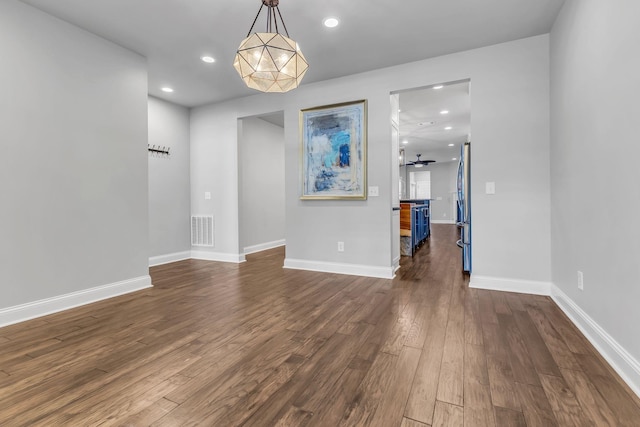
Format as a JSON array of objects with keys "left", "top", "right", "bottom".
[
  {"left": 402, "top": 162, "right": 458, "bottom": 221},
  {"left": 238, "top": 117, "right": 285, "bottom": 252},
  {"left": 426, "top": 161, "right": 458, "bottom": 223},
  {"left": 190, "top": 34, "right": 551, "bottom": 282},
  {"left": 550, "top": 0, "right": 640, "bottom": 380},
  {"left": 148, "top": 96, "right": 191, "bottom": 259},
  {"left": 0, "top": 0, "right": 148, "bottom": 309}
]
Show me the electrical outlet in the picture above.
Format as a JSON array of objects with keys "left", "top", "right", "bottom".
[
  {"left": 337, "top": 241, "right": 345, "bottom": 252},
  {"left": 577, "top": 270, "right": 584, "bottom": 290}
]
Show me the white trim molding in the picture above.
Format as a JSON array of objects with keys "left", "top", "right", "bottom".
[
  {"left": 283, "top": 258, "right": 395, "bottom": 279},
  {"left": 149, "top": 251, "right": 191, "bottom": 267},
  {"left": 393, "top": 255, "right": 401, "bottom": 274},
  {"left": 469, "top": 275, "right": 551, "bottom": 295},
  {"left": 191, "top": 250, "right": 246, "bottom": 263},
  {"left": 0, "top": 276, "right": 152, "bottom": 328},
  {"left": 551, "top": 284, "right": 640, "bottom": 399},
  {"left": 243, "top": 239, "right": 286, "bottom": 255}
]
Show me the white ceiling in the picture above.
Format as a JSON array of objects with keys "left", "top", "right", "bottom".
[
  {"left": 19, "top": 0, "right": 565, "bottom": 108},
  {"left": 399, "top": 81, "right": 470, "bottom": 164}
]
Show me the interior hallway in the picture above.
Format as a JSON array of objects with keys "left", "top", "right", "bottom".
[{"left": 0, "top": 224, "right": 639, "bottom": 426}]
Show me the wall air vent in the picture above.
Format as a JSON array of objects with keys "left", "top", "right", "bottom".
[{"left": 191, "top": 216, "right": 214, "bottom": 247}]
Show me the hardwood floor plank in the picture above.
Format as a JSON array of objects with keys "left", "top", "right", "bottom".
[
  {"left": 490, "top": 292, "right": 512, "bottom": 315},
  {"left": 515, "top": 383, "right": 558, "bottom": 427},
  {"left": 477, "top": 290, "right": 498, "bottom": 325},
  {"left": 337, "top": 351, "right": 398, "bottom": 426},
  {"left": 404, "top": 286, "right": 451, "bottom": 424},
  {"left": 463, "top": 380, "right": 496, "bottom": 427},
  {"left": 436, "top": 285, "right": 465, "bottom": 406},
  {"left": 560, "top": 367, "right": 618, "bottom": 426},
  {"left": 291, "top": 324, "right": 375, "bottom": 413},
  {"left": 400, "top": 417, "right": 430, "bottom": 427},
  {"left": 574, "top": 353, "right": 640, "bottom": 426},
  {"left": 464, "top": 289, "right": 483, "bottom": 346},
  {"left": 503, "top": 293, "right": 526, "bottom": 312},
  {"left": 512, "top": 310, "right": 562, "bottom": 377},
  {"left": 0, "top": 225, "right": 637, "bottom": 426},
  {"left": 482, "top": 321, "right": 520, "bottom": 411},
  {"left": 539, "top": 373, "right": 595, "bottom": 427},
  {"left": 535, "top": 303, "right": 593, "bottom": 355},
  {"left": 497, "top": 313, "right": 540, "bottom": 386},
  {"left": 463, "top": 342, "right": 495, "bottom": 427},
  {"left": 493, "top": 406, "right": 526, "bottom": 427},
  {"left": 432, "top": 400, "right": 464, "bottom": 426},
  {"left": 155, "top": 330, "right": 302, "bottom": 426},
  {"left": 370, "top": 346, "right": 422, "bottom": 427},
  {"left": 116, "top": 397, "right": 178, "bottom": 427},
  {"left": 527, "top": 306, "right": 581, "bottom": 370}
]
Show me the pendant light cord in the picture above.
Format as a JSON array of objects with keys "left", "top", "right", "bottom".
[
  {"left": 246, "top": 4, "right": 265, "bottom": 37},
  {"left": 245, "top": 3, "right": 290, "bottom": 38}
]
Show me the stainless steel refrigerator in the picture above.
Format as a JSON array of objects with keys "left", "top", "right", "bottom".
[{"left": 456, "top": 142, "right": 471, "bottom": 272}]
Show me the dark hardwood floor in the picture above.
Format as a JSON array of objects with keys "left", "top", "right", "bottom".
[{"left": 1, "top": 224, "right": 639, "bottom": 426}]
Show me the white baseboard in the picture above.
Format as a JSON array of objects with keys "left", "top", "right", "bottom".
[
  {"left": 551, "top": 284, "right": 640, "bottom": 399},
  {"left": 244, "top": 239, "right": 285, "bottom": 255},
  {"left": 431, "top": 219, "right": 456, "bottom": 224},
  {"left": 469, "top": 275, "right": 551, "bottom": 295},
  {"left": 393, "top": 255, "right": 401, "bottom": 274},
  {"left": 0, "top": 276, "right": 152, "bottom": 328},
  {"left": 191, "top": 250, "right": 246, "bottom": 263},
  {"left": 149, "top": 251, "right": 191, "bottom": 267},
  {"left": 283, "top": 258, "right": 395, "bottom": 279}
]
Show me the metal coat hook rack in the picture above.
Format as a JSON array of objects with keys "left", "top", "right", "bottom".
[{"left": 148, "top": 144, "right": 170, "bottom": 157}]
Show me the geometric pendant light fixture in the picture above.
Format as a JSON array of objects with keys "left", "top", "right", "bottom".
[{"left": 233, "top": 0, "right": 309, "bottom": 93}]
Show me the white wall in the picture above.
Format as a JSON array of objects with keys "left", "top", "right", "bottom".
[
  {"left": 550, "top": 0, "right": 640, "bottom": 394},
  {"left": 148, "top": 97, "right": 191, "bottom": 263},
  {"left": 238, "top": 117, "right": 285, "bottom": 253},
  {"left": 0, "top": 0, "right": 149, "bottom": 319},
  {"left": 190, "top": 34, "right": 551, "bottom": 281}
]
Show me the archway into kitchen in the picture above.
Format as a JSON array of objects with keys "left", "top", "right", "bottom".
[{"left": 391, "top": 80, "right": 471, "bottom": 274}]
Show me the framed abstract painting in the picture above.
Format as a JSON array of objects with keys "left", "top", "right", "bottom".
[{"left": 300, "top": 100, "right": 367, "bottom": 200}]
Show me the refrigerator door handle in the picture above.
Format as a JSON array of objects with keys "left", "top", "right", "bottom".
[{"left": 456, "top": 239, "right": 464, "bottom": 248}]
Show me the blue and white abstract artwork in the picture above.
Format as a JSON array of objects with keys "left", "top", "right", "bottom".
[{"left": 301, "top": 100, "right": 367, "bottom": 199}]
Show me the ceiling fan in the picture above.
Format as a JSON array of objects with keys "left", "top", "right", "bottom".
[{"left": 405, "top": 154, "right": 436, "bottom": 168}]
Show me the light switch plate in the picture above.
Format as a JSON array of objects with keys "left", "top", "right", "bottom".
[
  {"left": 204, "top": 192, "right": 211, "bottom": 200},
  {"left": 485, "top": 182, "right": 496, "bottom": 195},
  {"left": 369, "top": 186, "right": 379, "bottom": 197}
]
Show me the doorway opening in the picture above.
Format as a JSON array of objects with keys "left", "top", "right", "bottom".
[
  {"left": 237, "top": 111, "right": 286, "bottom": 260},
  {"left": 391, "top": 80, "right": 471, "bottom": 272}
]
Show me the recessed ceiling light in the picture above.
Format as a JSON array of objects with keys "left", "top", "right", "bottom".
[
  {"left": 402, "top": 140, "right": 409, "bottom": 144},
  {"left": 445, "top": 126, "right": 452, "bottom": 130},
  {"left": 440, "top": 110, "right": 449, "bottom": 115},
  {"left": 452, "top": 157, "right": 457, "bottom": 161},
  {"left": 433, "top": 85, "right": 444, "bottom": 90},
  {"left": 161, "top": 87, "right": 174, "bottom": 93},
  {"left": 448, "top": 143, "right": 455, "bottom": 147},
  {"left": 323, "top": 17, "right": 339, "bottom": 28},
  {"left": 201, "top": 56, "right": 215, "bottom": 63}
]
